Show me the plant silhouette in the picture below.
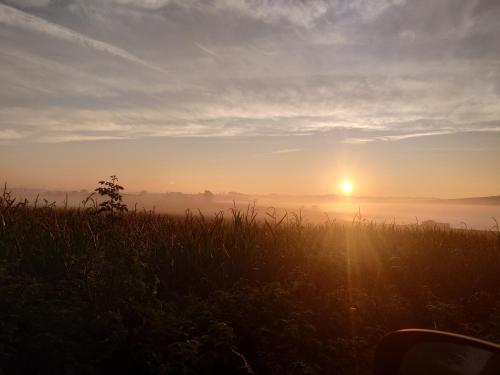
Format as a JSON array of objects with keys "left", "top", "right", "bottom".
[{"left": 95, "top": 175, "right": 128, "bottom": 214}]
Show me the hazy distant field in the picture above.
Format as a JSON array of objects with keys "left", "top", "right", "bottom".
[
  {"left": 321, "top": 201, "right": 500, "bottom": 230},
  {"left": 9, "top": 188, "right": 500, "bottom": 230},
  {"left": 1, "top": 188, "right": 500, "bottom": 374}
]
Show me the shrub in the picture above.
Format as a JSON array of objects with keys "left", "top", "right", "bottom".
[{"left": 95, "top": 175, "right": 128, "bottom": 214}]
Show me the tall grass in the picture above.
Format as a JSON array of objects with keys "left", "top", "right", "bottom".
[{"left": 1, "top": 188, "right": 499, "bottom": 374}]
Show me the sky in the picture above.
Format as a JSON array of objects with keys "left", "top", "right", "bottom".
[{"left": 0, "top": 0, "right": 499, "bottom": 197}]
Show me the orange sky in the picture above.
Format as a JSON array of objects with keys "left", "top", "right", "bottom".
[{"left": 2, "top": 132, "right": 499, "bottom": 198}]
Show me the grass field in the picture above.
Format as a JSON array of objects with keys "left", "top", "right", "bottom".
[{"left": 1, "top": 189, "right": 500, "bottom": 374}]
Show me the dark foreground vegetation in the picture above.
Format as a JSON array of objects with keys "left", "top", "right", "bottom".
[{"left": 1, "top": 187, "right": 500, "bottom": 374}]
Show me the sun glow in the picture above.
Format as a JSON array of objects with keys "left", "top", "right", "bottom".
[{"left": 341, "top": 180, "right": 353, "bottom": 195}]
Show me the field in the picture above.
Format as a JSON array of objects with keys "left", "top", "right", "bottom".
[{"left": 1, "top": 189, "right": 500, "bottom": 374}]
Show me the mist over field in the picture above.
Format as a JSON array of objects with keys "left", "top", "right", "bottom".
[{"left": 8, "top": 187, "right": 500, "bottom": 230}]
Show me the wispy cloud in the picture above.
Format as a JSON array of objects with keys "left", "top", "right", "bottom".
[
  {"left": 194, "top": 42, "right": 220, "bottom": 58},
  {"left": 36, "top": 134, "right": 131, "bottom": 143},
  {"left": 212, "top": 0, "right": 329, "bottom": 28},
  {"left": 342, "top": 127, "right": 500, "bottom": 144},
  {"left": 342, "top": 138, "right": 374, "bottom": 144},
  {"left": 110, "top": 0, "right": 173, "bottom": 10},
  {"left": 0, "top": 3, "right": 165, "bottom": 72},
  {"left": 0, "top": 129, "right": 31, "bottom": 140},
  {"left": 269, "top": 148, "right": 303, "bottom": 154},
  {"left": 377, "top": 130, "right": 456, "bottom": 141},
  {"left": 252, "top": 148, "right": 304, "bottom": 158},
  {"left": 4, "top": 0, "right": 51, "bottom": 8}
]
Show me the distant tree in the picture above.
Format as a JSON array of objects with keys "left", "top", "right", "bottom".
[
  {"left": 95, "top": 175, "right": 128, "bottom": 214},
  {"left": 203, "top": 190, "right": 214, "bottom": 202}
]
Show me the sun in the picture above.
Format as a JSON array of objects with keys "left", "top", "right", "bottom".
[{"left": 341, "top": 180, "right": 353, "bottom": 195}]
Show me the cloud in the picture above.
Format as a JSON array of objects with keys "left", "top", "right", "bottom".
[
  {"left": 3, "top": 0, "right": 51, "bottom": 8},
  {"left": 36, "top": 134, "right": 131, "bottom": 143},
  {"left": 342, "top": 138, "right": 374, "bottom": 144},
  {"left": 269, "top": 148, "right": 303, "bottom": 154},
  {"left": 376, "top": 130, "right": 457, "bottom": 141},
  {"left": 0, "top": 128, "right": 31, "bottom": 140},
  {"left": 212, "top": 0, "right": 330, "bottom": 28},
  {"left": 194, "top": 42, "right": 220, "bottom": 58},
  {"left": 0, "top": 0, "right": 499, "bottom": 143},
  {"left": 252, "top": 147, "right": 303, "bottom": 158},
  {"left": 342, "top": 126, "right": 500, "bottom": 144},
  {"left": 0, "top": 3, "right": 165, "bottom": 72},
  {"left": 110, "top": 0, "right": 172, "bottom": 10}
]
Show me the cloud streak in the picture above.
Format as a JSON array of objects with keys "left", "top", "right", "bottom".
[
  {"left": 194, "top": 42, "right": 220, "bottom": 58},
  {"left": 212, "top": 0, "right": 329, "bottom": 28},
  {"left": 36, "top": 134, "right": 131, "bottom": 143},
  {"left": 269, "top": 148, "right": 303, "bottom": 154},
  {"left": 343, "top": 127, "right": 500, "bottom": 144},
  {"left": 0, "top": 128, "right": 31, "bottom": 140},
  {"left": 4, "top": 0, "right": 51, "bottom": 8},
  {"left": 0, "top": 3, "right": 165, "bottom": 72}
]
